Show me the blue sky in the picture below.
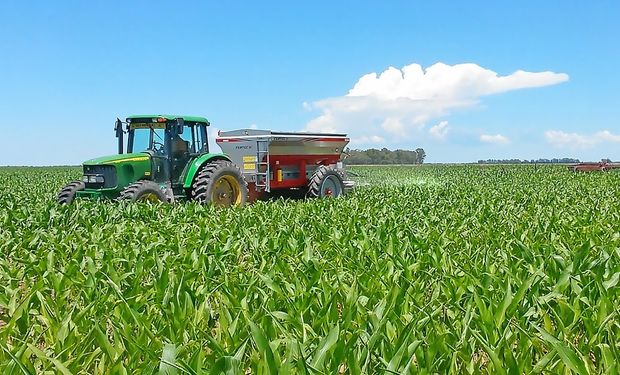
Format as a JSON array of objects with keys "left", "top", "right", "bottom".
[{"left": 1, "top": 1, "right": 618, "bottom": 165}]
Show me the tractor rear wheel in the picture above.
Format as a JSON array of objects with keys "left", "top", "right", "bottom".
[
  {"left": 307, "top": 165, "right": 345, "bottom": 198},
  {"left": 57, "top": 181, "right": 85, "bottom": 204},
  {"left": 119, "top": 181, "right": 168, "bottom": 203},
  {"left": 191, "top": 160, "right": 248, "bottom": 207}
]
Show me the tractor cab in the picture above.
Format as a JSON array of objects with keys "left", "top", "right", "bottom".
[{"left": 120, "top": 115, "right": 210, "bottom": 183}]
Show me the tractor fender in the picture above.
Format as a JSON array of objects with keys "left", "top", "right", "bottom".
[{"left": 182, "top": 153, "right": 231, "bottom": 188}]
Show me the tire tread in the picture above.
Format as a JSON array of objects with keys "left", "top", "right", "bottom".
[
  {"left": 307, "top": 165, "right": 344, "bottom": 198},
  {"left": 57, "top": 180, "right": 85, "bottom": 204},
  {"left": 118, "top": 180, "right": 167, "bottom": 202},
  {"left": 191, "top": 160, "right": 248, "bottom": 206}
]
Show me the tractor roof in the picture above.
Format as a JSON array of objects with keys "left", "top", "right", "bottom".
[{"left": 127, "top": 114, "right": 210, "bottom": 124}]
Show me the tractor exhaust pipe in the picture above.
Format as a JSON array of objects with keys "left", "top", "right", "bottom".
[{"left": 115, "top": 118, "right": 124, "bottom": 154}]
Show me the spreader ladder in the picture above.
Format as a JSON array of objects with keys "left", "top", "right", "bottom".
[{"left": 255, "top": 139, "right": 271, "bottom": 192}]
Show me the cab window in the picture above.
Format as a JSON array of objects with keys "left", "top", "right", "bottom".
[{"left": 179, "top": 123, "right": 208, "bottom": 153}]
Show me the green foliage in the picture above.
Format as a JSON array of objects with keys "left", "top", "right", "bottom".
[
  {"left": 0, "top": 165, "right": 619, "bottom": 374},
  {"left": 344, "top": 147, "right": 426, "bottom": 165}
]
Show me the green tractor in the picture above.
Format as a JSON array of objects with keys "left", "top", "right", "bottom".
[{"left": 57, "top": 115, "right": 248, "bottom": 207}]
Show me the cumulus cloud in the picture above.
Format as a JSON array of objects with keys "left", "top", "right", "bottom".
[
  {"left": 208, "top": 126, "right": 221, "bottom": 152},
  {"left": 597, "top": 130, "right": 620, "bottom": 142},
  {"left": 429, "top": 121, "right": 449, "bottom": 140},
  {"left": 545, "top": 130, "right": 620, "bottom": 149},
  {"left": 347, "top": 63, "right": 568, "bottom": 100},
  {"left": 381, "top": 118, "right": 407, "bottom": 137},
  {"left": 352, "top": 135, "right": 386, "bottom": 144},
  {"left": 480, "top": 134, "right": 510, "bottom": 145},
  {"left": 304, "top": 62, "right": 568, "bottom": 146}
]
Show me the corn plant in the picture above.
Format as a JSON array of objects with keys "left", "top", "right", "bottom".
[{"left": 0, "top": 165, "right": 618, "bottom": 374}]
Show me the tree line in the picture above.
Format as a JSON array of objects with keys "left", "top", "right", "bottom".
[
  {"left": 342, "top": 150, "right": 591, "bottom": 165},
  {"left": 477, "top": 158, "right": 581, "bottom": 164},
  {"left": 344, "top": 148, "right": 426, "bottom": 165}
]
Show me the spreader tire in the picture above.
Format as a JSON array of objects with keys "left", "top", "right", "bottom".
[
  {"left": 307, "top": 166, "right": 345, "bottom": 198},
  {"left": 119, "top": 180, "right": 168, "bottom": 203},
  {"left": 191, "top": 160, "right": 248, "bottom": 207},
  {"left": 57, "top": 181, "right": 85, "bottom": 204}
]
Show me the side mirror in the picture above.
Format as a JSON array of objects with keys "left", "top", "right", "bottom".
[{"left": 175, "top": 118, "right": 184, "bottom": 135}]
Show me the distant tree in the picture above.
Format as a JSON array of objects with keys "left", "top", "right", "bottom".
[
  {"left": 343, "top": 147, "right": 427, "bottom": 165},
  {"left": 415, "top": 148, "right": 426, "bottom": 164}
]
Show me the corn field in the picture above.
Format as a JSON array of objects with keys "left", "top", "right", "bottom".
[{"left": 0, "top": 165, "right": 619, "bottom": 374}]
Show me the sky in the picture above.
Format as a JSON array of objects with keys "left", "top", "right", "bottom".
[{"left": 0, "top": 1, "right": 618, "bottom": 165}]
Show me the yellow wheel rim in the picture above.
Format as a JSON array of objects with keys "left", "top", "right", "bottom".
[
  {"left": 139, "top": 192, "right": 161, "bottom": 202},
  {"left": 212, "top": 175, "right": 241, "bottom": 207}
]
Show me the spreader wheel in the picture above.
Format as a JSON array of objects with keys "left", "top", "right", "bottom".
[
  {"left": 191, "top": 160, "right": 248, "bottom": 207},
  {"left": 307, "top": 165, "right": 345, "bottom": 198},
  {"left": 119, "top": 181, "right": 168, "bottom": 203},
  {"left": 57, "top": 180, "right": 85, "bottom": 204}
]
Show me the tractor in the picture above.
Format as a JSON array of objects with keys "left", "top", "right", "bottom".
[{"left": 57, "top": 115, "right": 354, "bottom": 206}]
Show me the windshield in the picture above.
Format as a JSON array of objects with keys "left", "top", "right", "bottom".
[{"left": 130, "top": 124, "right": 166, "bottom": 153}]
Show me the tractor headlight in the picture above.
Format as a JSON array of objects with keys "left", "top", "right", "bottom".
[
  {"left": 82, "top": 175, "right": 89, "bottom": 182},
  {"left": 86, "top": 175, "right": 104, "bottom": 183}
]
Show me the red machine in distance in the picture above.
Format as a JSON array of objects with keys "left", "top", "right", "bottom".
[{"left": 569, "top": 161, "right": 620, "bottom": 172}]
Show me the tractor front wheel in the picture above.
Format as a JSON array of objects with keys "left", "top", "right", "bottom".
[
  {"left": 307, "top": 166, "right": 345, "bottom": 198},
  {"left": 119, "top": 181, "right": 169, "bottom": 203},
  {"left": 57, "top": 181, "right": 85, "bottom": 204},
  {"left": 191, "top": 160, "right": 248, "bottom": 207}
]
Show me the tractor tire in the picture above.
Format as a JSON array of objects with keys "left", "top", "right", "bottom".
[
  {"left": 57, "top": 180, "right": 85, "bottom": 204},
  {"left": 307, "top": 165, "right": 345, "bottom": 198},
  {"left": 191, "top": 160, "right": 248, "bottom": 207},
  {"left": 119, "top": 180, "right": 169, "bottom": 203}
]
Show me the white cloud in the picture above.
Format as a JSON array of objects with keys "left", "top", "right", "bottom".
[
  {"left": 347, "top": 63, "right": 568, "bottom": 100},
  {"left": 352, "top": 135, "right": 386, "bottom": 144},
  {"left": 381, "top": 117, "right": 406, "bottom": 137},
  {"left": 304, "top": 62, "right": 568, "bottom": 147},
  {"left": 480, "top": 134, "right": 510, "bottom": 144},
  {"left": 597, "top": 130, "right": 620, "bottom": 142},
  {"left": 545, "top": 129, "right": 620, "bottom": 149},
  {"left": 249, "top": 123, "right": 258, "bottom": 129},
  {"left": 429, "top": 121, "right": 449, "bottom": 140},
  {"left": 208, "top": 126, "right": 221, "bottom": 152}
]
